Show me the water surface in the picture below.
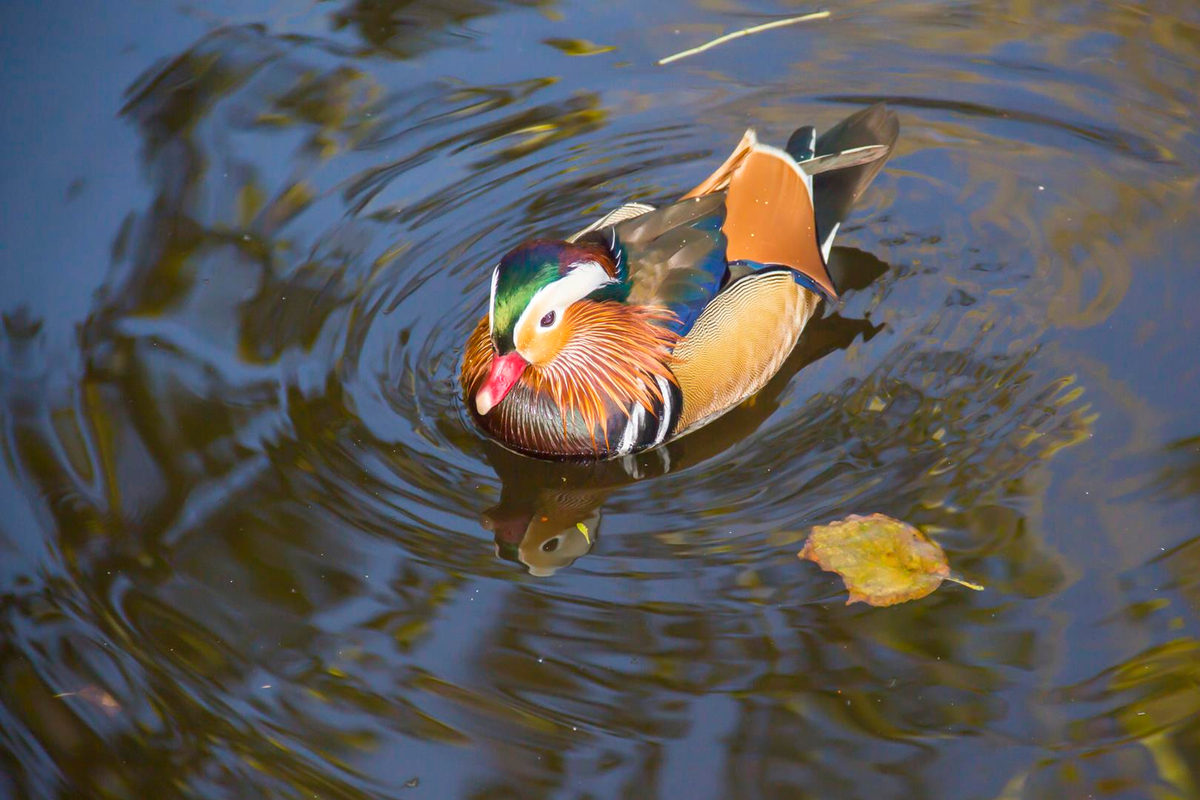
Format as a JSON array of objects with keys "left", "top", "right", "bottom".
[{"left": 3, "top": 1, "right": 1200, "bottom": 797}]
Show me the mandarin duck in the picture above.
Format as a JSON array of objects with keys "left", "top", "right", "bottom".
[{"left": 462, "top": 103, "right": 899, "bottom": 460}]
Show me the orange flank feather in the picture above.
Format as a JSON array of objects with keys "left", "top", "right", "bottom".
[
  {"left": 722, "top": 148, "right": 834, "bottom": 299},
  {"left": 682, "top": 130, "right": 837, "bottom": 300},
  {"left": 462, "top": 302, "right": 680, "bottom": 455}
]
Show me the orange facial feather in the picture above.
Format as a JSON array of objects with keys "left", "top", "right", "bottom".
[{"left": 461, "top": 302, "right": 679, "bottom": 455}]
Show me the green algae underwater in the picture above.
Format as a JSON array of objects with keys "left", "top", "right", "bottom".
[{"left": 2, "top": 0, "right": 1200, "bottom": 797}]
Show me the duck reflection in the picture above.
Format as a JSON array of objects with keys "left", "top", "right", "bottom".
[
  {"left": 477, "top": 247, "right": 887, "bottom": 575},
  {"left": 482, "top": 483, "right": 604, "bottom": 576}
]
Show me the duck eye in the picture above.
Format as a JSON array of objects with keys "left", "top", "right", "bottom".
[
  {"left": 539, "top": 311, "right": 556, "bottom": 328},
  {"left": 542, "top": 537, "right": 560, "bottom": 552}
]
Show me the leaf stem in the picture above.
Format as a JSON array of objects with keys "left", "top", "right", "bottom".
[{"left": 945, "top": 574, "right": 985, "bottom": 591}]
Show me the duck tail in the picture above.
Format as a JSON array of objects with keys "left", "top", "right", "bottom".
[{"left": 786, "top": 103, "right": 899, "bottom": 263}]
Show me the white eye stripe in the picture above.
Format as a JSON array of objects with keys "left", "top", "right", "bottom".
[{"left": 514, "top": 260, "right": 615, "bottom": 345}]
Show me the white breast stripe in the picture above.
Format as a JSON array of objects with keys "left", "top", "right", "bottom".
[
  {"left": 514, "top": 260, "right": 616, "bottom": 339},
  {"left": 653, "top": 376, "right": 673, "bottom": 446},
  {"left": 619, "top": 401, "right": 647, "bottom": 455}
]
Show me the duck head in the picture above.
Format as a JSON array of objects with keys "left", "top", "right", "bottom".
[
  {"left": 469, "top": 239, "right": 680, "bottom": 442},
  {"left": 475, "top": 239, "right": 625, "bottom": 415}
]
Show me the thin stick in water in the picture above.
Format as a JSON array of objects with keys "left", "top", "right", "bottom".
[{"left": 657, "top": 11, "right": 831, "bottom": 66}]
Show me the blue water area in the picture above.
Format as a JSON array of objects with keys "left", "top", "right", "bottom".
[{"left": 2, "top": 1, "right": 1199, "bottom": 797}]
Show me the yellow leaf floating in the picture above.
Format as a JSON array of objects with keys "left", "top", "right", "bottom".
[{"left": 799, "top": 513, "right": 983, "bottom": 607}]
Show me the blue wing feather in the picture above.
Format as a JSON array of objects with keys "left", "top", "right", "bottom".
[{"left": 610, "top": 194, "right": 731, "bottom": 337}]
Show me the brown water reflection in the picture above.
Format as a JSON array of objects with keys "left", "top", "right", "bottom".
[{"left": 2, "top": 0, "right": 1200, "bottom": 798}]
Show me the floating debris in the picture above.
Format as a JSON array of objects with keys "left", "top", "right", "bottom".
[
  {"left": 658, "top": 11, "right": 831, "bottom": 65},
  {"left": 799, "top": 513, "right": 983, "bottom": 607}
]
